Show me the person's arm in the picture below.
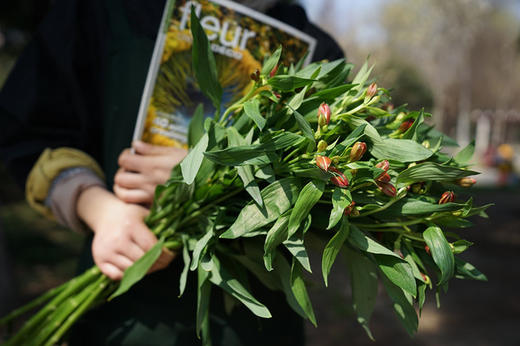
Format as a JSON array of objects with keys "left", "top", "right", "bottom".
[{"left": 76, "top": 185, "right": 174, "bottom": 280}]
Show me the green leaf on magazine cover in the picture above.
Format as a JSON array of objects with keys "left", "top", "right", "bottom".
[
  {"left": 261, "top": 45, "right": 282, "bottom": 76},
  {"left": 397, "top": 162, "right": 478, "bottom": 185},
  {"left": 110, "top": 239, "right": 165, "bottom": 300},
  {"left": 290, "top": 259, "right": 317, "bottom": 326},
  {"left": 188, "top": 103, "right": 205, "bottom": 147},
  {"left": 345, "top": 247, "right": 378, "bottom": 340},
  {"left": 221, "top": 178, "right": 301, "bottom": 239},
  {"left": 243, "top": 99, "right": 266, "bottom": 130},
  {"left": 181, "top": 133, "right": 209, "bottom": 185},
  {"left": 423, "top": 226, "right": 455, "bottom": 285},
  {"left": 288, "top": 180, "right": 324, "bottom": 238},
  {"left": 190, "top": 9, "right": 222, "bottom": 111},
  {"left": 322, "top": 217, "right": 350, "bottom": 286},
  {"left": 268, "top": 75, "right": 315, "bottom": 91}
]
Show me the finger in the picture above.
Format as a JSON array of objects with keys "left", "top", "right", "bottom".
[
  {"left": 118, "top": 149, "right": 149, "bottom": 172},
  {"left": 149, "top": 248, "right": 176, "bottom": 273},
  {"left": 133, "top": 141, "right": 187, "bottom": 156},
  {"left": 111, "top": 254, "right": 134, "bottom": 271},
  {"left": 118, "top": 242, "right": 146, "bottom": 262},
  {"left": 114, "top": 168, "right": 148, "bottom": 189},
  {"left": 99, "top": 262, "right": 124, "bottom": 281},
  {"left": 113, "top": 184, "right": 153, "bottom": 204},
  {"left": 130, "top": 227, "right": 158, "bottom": 252}
]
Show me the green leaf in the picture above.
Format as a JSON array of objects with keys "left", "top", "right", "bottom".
[
  {"left": 396, "top": 162, "right": 478, "bottom": 185},
  {"left": 227, "top": 128, "right": 262, "bottom": 206},
  {"left": 329, "top": 124, "right": 366, "bottom": 157},
  {"left": 322, "top": 217, "right": 350, "bottom": 286},
  {"left": 352, "top": 60, "right": 374, "bottom": 87},
  {"left": 181, "top": 133, "right": 209, "bottom": 185},
  {"left": 190, "top": 8, "right": 222, "bottom": 111},
  {"left": 221, "top": 178, "right": 301, "bottom": 239},
  {"left": 327, "top": 188, "right": 352, "bottom": 230},
  {"left": 455, "top": 258, "right": 487, "bottom": 281},
  {"left": 196, "top": 266, "right": 211, "bottom": 338},
  {"left": 348, "top": 225, "right": 403, "bottom": 259},
  {"left": 371, "top": 138, "right": 433, "bottom": 162},
  {"left": 452, "top": 239, "right": 473, "bottom": 254},
  {"left": 454, "top": 140, "right": 475, "bottom": 164},
  {"left": 209, "top": 255, "right": 272, "bottom": 318},
  {"left": 268, "top": 76, "right": 315, "bottom": 91},
  {"left": 290, "top": 259, "right": 317, "bottom": 326},
  {"left": 273, "top": 252, "right": 307, "bottom": 319},
  {"left": 110, "top": 239, "right": 164, "bottom": 300},
  {"left": 204, "top": 132, "right": 304, "bottom": 166},
  {"left": 284, "top": 231, "right": 312, "bottom": 273},
  {"left": 423, "top": 226, "right": 455, "bottom": 285},
  {"left": 190, "top": 230, "right": 214, "bottom": 271},
  {"left": 179, "top": 235, "right": 191, "bottom": 297},
  {"left": 243, "top": 99, "right": 266, "bottom": 130},
  {"left": 375, "top": 255, "right": 416, "bottom": 298},
  {"left": 345, "top": 248, "right": 378, "bottom": 340},
  {"left": 288, "top": 180, "right": 325, "bottom": 238},
  {"left": 287, "top": 86, "right": 308, "bottom": 114},
  {"left": 264, "top": 212, "right": 290, "bottom": 271},
  {"left": 382, "top": 198, "right": 467, "bottom": 216},
  {"left": 402, "top": 110, "right": 424, "bottom": 141},
  {"left": 381, "top": 274, "right": 418, "bottom": 336},
  {"left": 289, "top": 105, "right": 315, "bottom": 144},
  {"left": 261, "top": 45, "right": 282, "bottom": 76},
  {"left": 188, "top": 103, "right": 205, "bottom": 147}
]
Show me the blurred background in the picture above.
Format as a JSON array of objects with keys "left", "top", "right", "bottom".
[{"left": 0, "top": 0, "right": 519, "bottom": 345}]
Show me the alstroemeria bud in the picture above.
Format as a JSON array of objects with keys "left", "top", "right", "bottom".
[
  {"left": 331, "top": 156, "right": 340, "bottom": 165},
  {"left": 378, "top": 182, "right": 397, "bottom": 197},
  {"left": 420, "top": 272, "right": 431, "bottom": 285},
  {"left": 424, "top": 245, "right": 431, "bottom": 255},
  {"left": 349, "top": 142, "right": 367, "bottom": 162},
  {"left": 316, "top": 155, "right": 332, "bottom": 172},
  {"left": 273, "top": 91, "right": 281, "bottom": 99},
  {"left": 317, "top": 103, "right": 331, "bottom": 126},
  {"left": 411, "top": 182, "right": 424, "bottom": 194},
  {"left": 343, "top": 201, "right": 356, "bottom": 216},
  {"left": 270, "top": 64, "right": 279, "bottom": 78},
  {"left": 250, "top": 69, "right": 260, "bottom": 81},
  {"left": 422, "top": 140, "right": 430, "bottom": 149},
  {"left": 329, "top": 167, "right": 349, "bottom": 188},
  {"left": 438, "top": 191, "right": 455, "bottom": 204},
  {"left": 378, "top": 172, "right": 391, "bottom": 183},
  {"left": 366, "top": 83, "right": 378, "bottom": 98},
  {"left": 456, "top": 177, "right": 476, "bottom": 188},
  {"left": 375, "top": 160, "right": 390, "bottom": 172},
  {"left": 317, "top": 140, "right": 328, "bottom": 152},
  {"left": 399, "top": 119, "right": 414, "bottom": 132}
]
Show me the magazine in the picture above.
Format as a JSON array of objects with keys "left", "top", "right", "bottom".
[{"left": 132, "top": 0, "right": 317, "bottom": 148}]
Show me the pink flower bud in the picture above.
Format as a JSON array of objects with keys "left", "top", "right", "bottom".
[
  {"left": 375, "top": 160, "right": 390, "bottom": 172},
  {"left": 366, "top": 83, "right": 378, "bottom": 98},
  {"left": 316, "top": 155, "right": 332, "bottom": 172},
  {"left": 377, "top": 182, "right": 396, "bottom": 197},
  {"left": 377, "top": 172, "right": 391, "bottom": 183},
  {"left": 270, "top": 64, "right": 279, "bottom": 78},
  {"left": 250, "top": 69, "right": 260, "bottom": 82},
  {"left": 424, "top": 245, "right": 431, "bottom": 255},
  {"left": 399, "top": 119, "right": 414, "bottom": 132},
  {"left": 349, "top": 142, "right": 367, "bottom": 162},
  {"left": 456, "top": 177, "right": 476, "bottom": 188},
  {"left": 317, "top": 103, "right": 331, "bottom": 126},
  {"left": 329, "top": 167, "right": 349, "bottom": 188},
  {"left": 343, "top": 201, "right": 356, "bottom": 216},
  {"left": 438, "top": 191, "right": 455, "bottom": 204}
]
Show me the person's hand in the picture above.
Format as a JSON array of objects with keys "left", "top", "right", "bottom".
[
  {"left": 77, "top": 186, "right": 175, "bottom": 280},
  {"left": 114, "top": 141, "right": 187, "bottom": 205}
]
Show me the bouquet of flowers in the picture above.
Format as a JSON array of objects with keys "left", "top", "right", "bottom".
[{"left": 1, "top": 10, "right": 489, "bottom": 346}]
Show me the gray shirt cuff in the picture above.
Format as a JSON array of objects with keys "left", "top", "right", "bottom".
[{"left": 46, "top": 167, "right": 106, "bottom": 233}]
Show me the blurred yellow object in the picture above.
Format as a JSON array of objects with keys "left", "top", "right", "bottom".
[{"left": 497, "top": 143, "right": 514, "bottom": 160}]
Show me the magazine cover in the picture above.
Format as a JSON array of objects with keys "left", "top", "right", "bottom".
[{"left": 132, "top": 0, "right": 317, "bottom": 148}]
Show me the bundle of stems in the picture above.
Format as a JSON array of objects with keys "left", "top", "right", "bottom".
[{"left": 1, "top": 10, "right": 490, "bottom": 346}]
